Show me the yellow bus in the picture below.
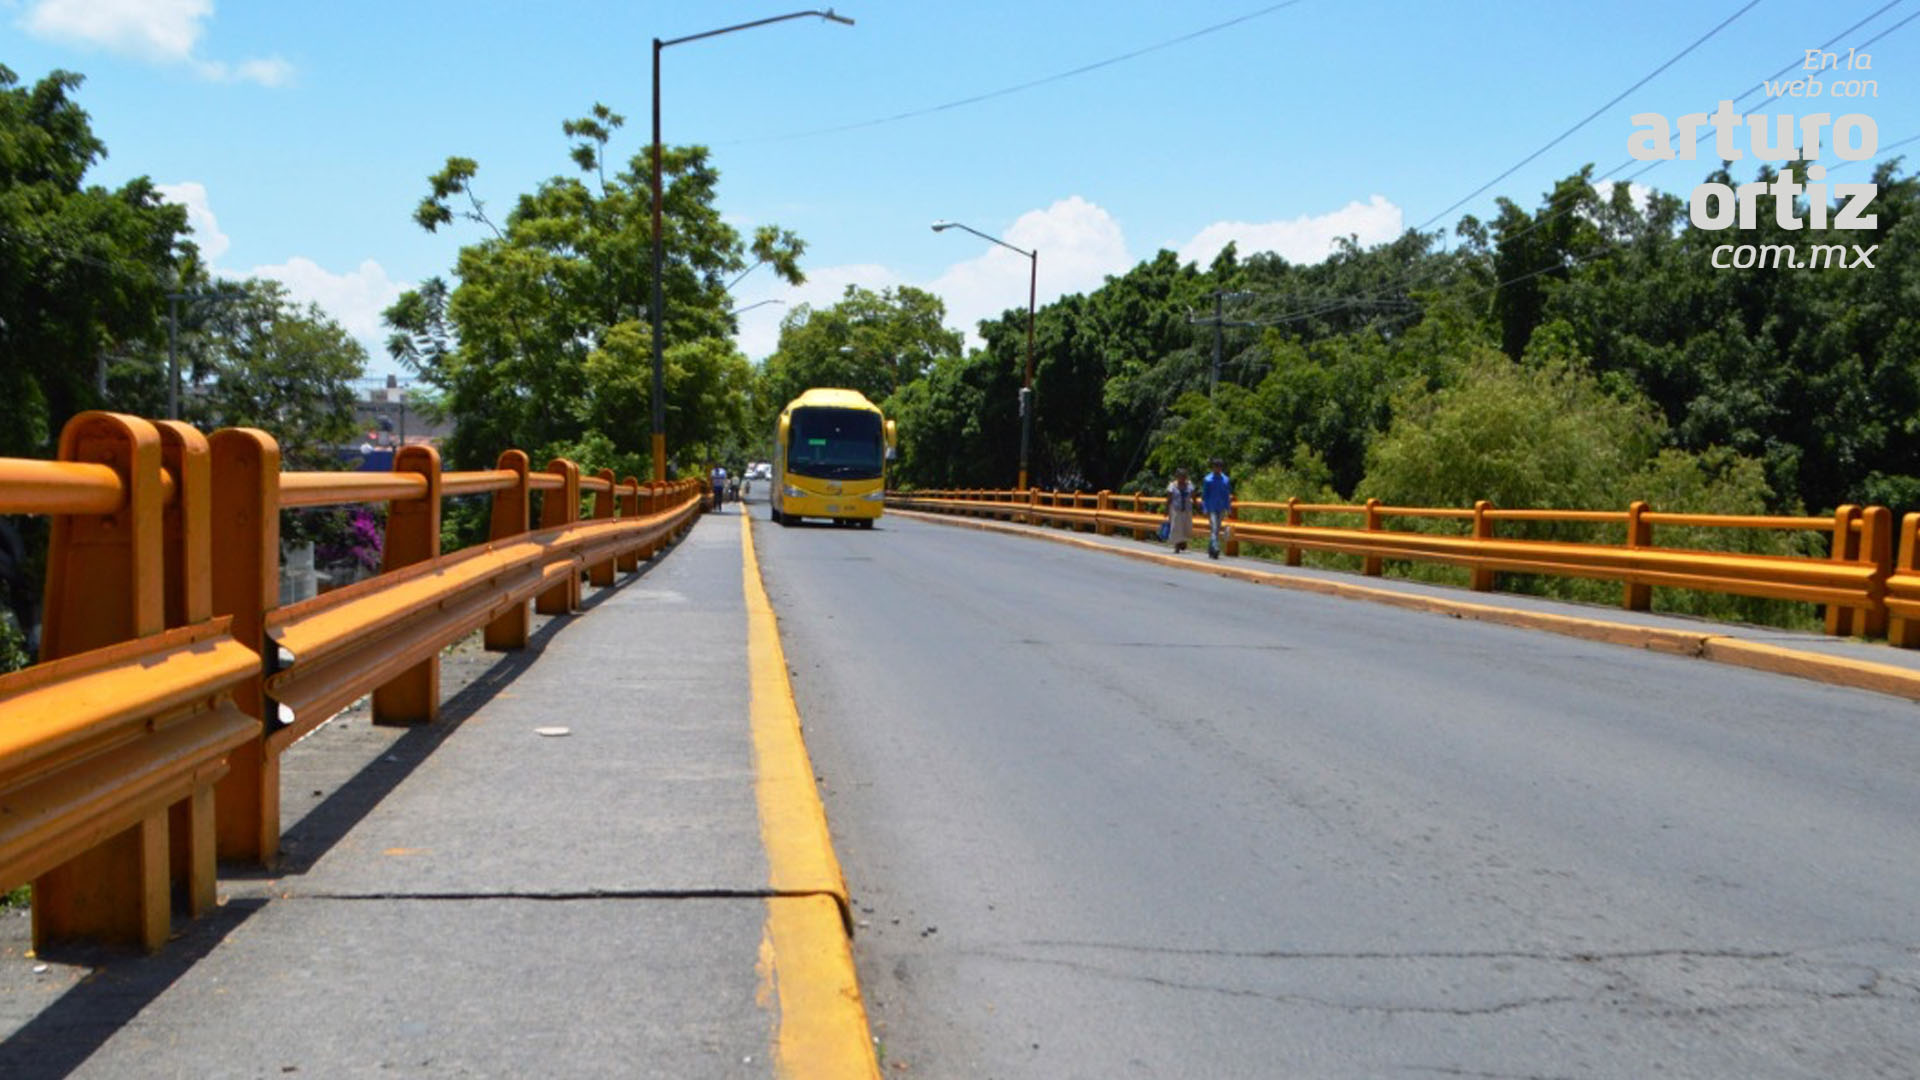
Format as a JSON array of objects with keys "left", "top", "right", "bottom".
[{"left": 770, "top": 388, "right": 896, "bottom": 528}]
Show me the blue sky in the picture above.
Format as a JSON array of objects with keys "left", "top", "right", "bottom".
[{"left": 5, "top": 1, "right": 1915, "bottom": 377}]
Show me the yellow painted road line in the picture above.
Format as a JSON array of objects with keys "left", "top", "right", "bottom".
[
  {"left": 740, "top": 511, "right": 879, "bottom": 1079},
  {"left": 892, "top": 508, "right": 1920, "bottom": 703}
]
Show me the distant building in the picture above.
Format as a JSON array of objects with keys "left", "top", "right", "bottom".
[{"left": 347, "top": 375, "right": 454, "bottom": 471}]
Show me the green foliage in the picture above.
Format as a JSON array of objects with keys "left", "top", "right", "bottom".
[
  {"left": 759, "top": 284, "right": 962, "bottom": 434},
  {"left": 887, "top": 345, "right": 1021, "bottom": 489},
  {"left": 387, "top": 107, "right": 799, "bottom": 475},
  {"left": 0, "top": 65, "right": 192, "bottom": 459},
  {"left": 1238, "top": 444, "right": 1338, "bottom": 504},
  {"left": 1357, "top": 348, "right": 1662, "bottom": 518},
  {"left": 1627, "top": 447, "right": 1820, "bottom": 628},
  {"left": 183, "top": 280, "right": 365, "bottom": 467},
  {"left": 0, "top": 605, "right": 30, "bottom": 674}
]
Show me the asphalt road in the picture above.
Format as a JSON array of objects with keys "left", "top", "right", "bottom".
[{"left": 750, "top": 505, "right": 1920, "bottom": 1079}]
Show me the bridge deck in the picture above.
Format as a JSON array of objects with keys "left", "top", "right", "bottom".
[
  {"left": 3, "top": 503, "right": 1917, "bottom": 1076},
  {"left": 0, "top": 508, "right": 799, "bottom": 1078}
]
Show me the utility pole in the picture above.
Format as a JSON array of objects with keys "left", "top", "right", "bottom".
[{"left": 1189, "top": 290, "right": 1256, "bottom": 399}]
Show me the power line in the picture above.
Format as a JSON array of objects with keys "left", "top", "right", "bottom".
[
  {"left": 1414, "top": 0, "right": 1763, "bottom": 233},
  {"left": 1602, "top": 0, "right": 1911, "bottom": 189},
  {"left": 1263, "top": 3, "right": 1915, "bottom": 333},
  {"left": 720, "top": 1, "right": 1307, "bottom": 145}
]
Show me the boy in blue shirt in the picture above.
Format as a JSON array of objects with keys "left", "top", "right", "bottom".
[{"left": 1201, "top": 458, "right": 1233, "bottom": 559}]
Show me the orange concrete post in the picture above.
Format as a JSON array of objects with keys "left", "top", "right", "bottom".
[
  {"left": 1890, "top": 513, "right": 1920, "bottom": 647},
  {"left": 1096, "top": 490, "right": 1112, "bottom": 536},
  {"left": 40, "top": 412, "right": 166, "bottom": 659},
  {"left": 484, "top": 450, "right": 532, "bottom": 651},
  {"left": 154, "top": 421, "right": 216, "bottom": 912},
  {"left": 616, "top": 476, "right": 642, "bottom": 573},
  {"left": 589, "top": 468, "right": 617, "bottom": 587},
  {"left": 1362, "top": 498, "right": 1384, "bottom": 577},
  {"left": 1285, "top": 497, "right": 1303, "bottom": 567},
  {"left": 154, "top": 421, "right": 212, "bottom": 631},
  {"left": 1225, "top": 497, "right": 1241, "bottom": 558},
  {"left": 1624, "top": 500, "right": 1653, "bottom": 611},
  {"left": 1826, "top": 504, "right": 1862, "bottom": 636},
  {"left": 536, "top": 458, "right": 581, "bottom": 615},
  {"left": 640, "top": 483, "right": 661, "bottom": 559},
  {"left": 1859, "top": 505, "right": 1893, "bottom": 639},
  {"left": 208, "top": 428, "right": 280, "bottom": 863},
  {"left": 373, "top": 445, "right": 443, "bottom": 725},
  {"left": 35, "top": 412, "right": 171, "bottom": 951},
  {"left": 1469, "top": 500, "right": 1495, "bottom": 592}
]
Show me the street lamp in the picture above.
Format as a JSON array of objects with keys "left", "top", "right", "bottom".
[
  {"left": 650, "top": 8, "right": 854, "bottom": 482},
  {"left": 932, "top": 219, "right": 1037, "bottom": 490},
  {"left": 728, "top": 299, "right": 786, "bottom": 317}
]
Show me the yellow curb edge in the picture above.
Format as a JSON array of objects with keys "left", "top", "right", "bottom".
[{"left": 740, "top": 511, "right": 880, "bottom": 1080}]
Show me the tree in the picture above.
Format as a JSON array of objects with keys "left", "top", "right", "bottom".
[
  {"left": 183, "top": 280, "right": 365, "bottom": 467},
  {"left": 385, "top": 105, "right": 804, "bottom": 474},
  {"left": 0, "top": 65, "right": 190, "bottom": 458},
  {"left": 758, "top": 284, "right": 961, "bottom": 432}
]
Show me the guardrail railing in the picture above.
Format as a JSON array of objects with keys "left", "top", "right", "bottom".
[
  {"left": 0, "top": 412, "right": 709, "bottom": 951},
  {"left": 890, "top": 487, "right": 1898, "bottom": 643}
]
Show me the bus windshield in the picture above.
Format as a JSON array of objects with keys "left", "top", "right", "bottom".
[{"left": 786, "top": 407, "right": 884, "bottom": 480}]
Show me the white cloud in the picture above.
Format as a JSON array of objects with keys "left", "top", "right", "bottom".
[
  {"left": 199, "top": 55, "right": 293, "bottom": 87},
  {"left": 735, "top": 197, "right": 1136, "bottom": 359},
  {"left": 930, "top": 196, "right": 1131, "bottom": 343},
  {"left": 250, "top": 256, "right": 408, "bottom": 361},
  {"left": 1178, "top": 195, "right": 1405, "bottom": 267},
  {"left": 1592, "top": 180, "right": 1659, "bottom": 209},
  {"left": 156, "top": 181, "right": 229, "bottom": 259},
  {"left": 22, "top": 0, "right": 292, "bottom": 86}
]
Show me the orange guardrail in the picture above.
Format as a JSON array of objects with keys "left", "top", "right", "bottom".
[
  {"left": 0, "top": 411, "right": 710, "bottom": 951},
  {"left": 890, "top": 488, "right": 1897, "bottom": 641}
]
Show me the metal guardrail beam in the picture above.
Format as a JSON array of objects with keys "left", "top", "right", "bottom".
[
  {"left": 893, "top": 489, "right": 1897, "bottom": 640},
  {"left": 0, "top": 411, "right": 710, "bottom": 952}
]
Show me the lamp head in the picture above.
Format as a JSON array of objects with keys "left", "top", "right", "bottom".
[
  {"left": 931, "top": 221, "right": 954, "bottom": 233},
  {"left": 821, "top": 9, "right": 855, "bottom": 26}
]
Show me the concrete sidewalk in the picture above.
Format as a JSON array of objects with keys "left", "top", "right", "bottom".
[
  {"left": 0, "top": 508, "right": 860, "bottom": 1078},
  {"left": 895, "top": 508, "right": 1920, "bottom": 701}
]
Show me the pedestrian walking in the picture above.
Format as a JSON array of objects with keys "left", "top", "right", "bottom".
[
  {"left": 1165, "top": 468, "right": 1196, "bottom": 553},
  {"left": 709, "top": 461, "right": 728, "bottom": 512},
  {"left": 1201, "top": 457, "right": 1233, "bottom": 559}
]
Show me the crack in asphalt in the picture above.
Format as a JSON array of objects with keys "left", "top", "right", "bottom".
[
  {"left": 1395, "top": 1067, "right": 1578, "bottom": 1080},
  {"left": 944, "top": 938, "right": 1920, "bottom": 1020},
  {"left": 966, "top": 947, "right": 1584, "bottom": 1016},
  {"left": 287, "top": 888, "right": 823, "bottom": 902},
  {"left": 1011, "top": 939, "right": 1801, "bottom": 963}
]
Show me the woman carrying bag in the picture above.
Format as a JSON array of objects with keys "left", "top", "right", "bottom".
[{"left": 1164, "top": 468, "right": 1197, "bottom": 553}]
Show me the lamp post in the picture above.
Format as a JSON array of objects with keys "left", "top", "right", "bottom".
[
  {"left": 728, "top": 299, "right": 786, "bottom": 317},
  {"left": 650, "top": 8, "right": 853, "bottom": 482},
  {"left": 932, "top": 219, "right": 1037, "bottom": 490}
]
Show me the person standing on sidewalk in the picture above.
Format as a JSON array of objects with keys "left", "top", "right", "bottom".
[
  {"left": 1201, "top": 457, "right": 1233, "bottom": 560},
  {"left": 1165, "top": 468, "right": 1196, "bottom": 554}
]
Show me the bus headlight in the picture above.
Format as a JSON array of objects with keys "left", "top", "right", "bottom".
[
  {"left": 783, "top": 485, "right": 805, "bottom": 498},
  {"left": 862, "top": 490, "right": 885, "bottom": 501}
]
